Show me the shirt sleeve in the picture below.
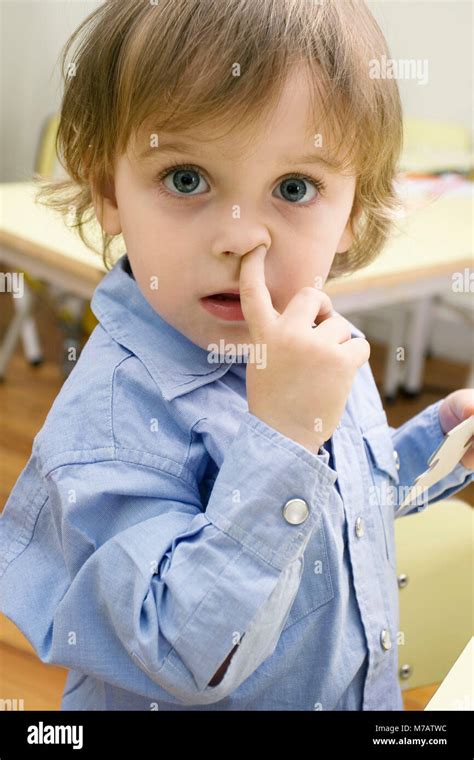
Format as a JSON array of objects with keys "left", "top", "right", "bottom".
[
  {"left": 0, "top": 411, "right": 337, "bottom": 706},
  {"left": 389, "top": 398, "right": 474, "bottom": 517}
]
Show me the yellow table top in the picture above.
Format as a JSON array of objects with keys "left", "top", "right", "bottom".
[
  {"left": 327, "top": 186, "right": 473, "bottom": 294},
  {"left": 0, "top": 182, "right": 110, "bottom": 287}
]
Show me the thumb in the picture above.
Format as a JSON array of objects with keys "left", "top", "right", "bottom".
[{"left": 440, "top": 389, "right": 474, "bottom": 434}]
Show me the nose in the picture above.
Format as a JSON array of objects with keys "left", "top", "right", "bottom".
[{"left": 211, "top": 222, "right": 271, "bottom": 261}]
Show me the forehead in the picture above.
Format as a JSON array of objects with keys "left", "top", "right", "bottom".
[{"left": 129, "top": 66, "right": 341, "bottom": 164}]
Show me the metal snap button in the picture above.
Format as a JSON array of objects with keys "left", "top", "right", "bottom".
[
  {"left": 380, "top": 628, "right": 392, "bottom": 651},
  {"left": 355, "top": 516, "right": 364, "bottom": 538},
  {"left": 282, "top": 498, "right": 309, "bottom": 525}
]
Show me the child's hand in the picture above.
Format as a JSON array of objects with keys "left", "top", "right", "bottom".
[
  {"left": 239, "top": 245, "right": 371, "bottom": 453},
  {"left": 439, "top": 388, "right": 474, "bottom": 469}
]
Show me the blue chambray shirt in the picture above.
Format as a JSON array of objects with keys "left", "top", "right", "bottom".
[{"left": 1, "top": 253, "right": 472, "bottom": 711}]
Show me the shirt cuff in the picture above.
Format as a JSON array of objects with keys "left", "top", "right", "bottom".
[{"left": 205, "top": 410, "right": 338, "bottom": 571}]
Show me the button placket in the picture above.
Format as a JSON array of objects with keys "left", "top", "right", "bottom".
[{"left": 360, "top": 424, "right": 400, "bottom": 569}]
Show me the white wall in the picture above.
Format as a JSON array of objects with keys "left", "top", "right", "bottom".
[
  {"left": 363, "top": 1, "right": 473, "bottom": 368},
  {"left": 1, "top": 0, "right": 99, "bottom": 180},
  {"left": 367, "top": 0, "right": 473, "bottom": 128}
]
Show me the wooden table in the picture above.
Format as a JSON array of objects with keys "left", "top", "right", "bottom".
[{"left": 0, "top": 182, "right": 107, "bottom": 300}]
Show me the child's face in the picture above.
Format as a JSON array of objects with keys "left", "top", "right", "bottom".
[{"left": 96, "top": 67, "right": 356, "bottom": 351}]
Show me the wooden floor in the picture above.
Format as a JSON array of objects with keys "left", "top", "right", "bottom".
[
  {"left": 0, "top": 276, "right": 472, "bottom": 711},
  {"left": 0, "top": 641, "right": 66, "bottom": 711}
]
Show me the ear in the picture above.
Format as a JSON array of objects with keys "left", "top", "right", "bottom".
[
  {"left": 335, "top": 201, "right": 362, "bottom": 253},
  {"left": 91, "top": 174, "right": 122, "bottom": 236}
]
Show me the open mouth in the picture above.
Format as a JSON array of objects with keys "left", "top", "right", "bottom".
[
  {"left": 200, "top": 292, "right": 244, "bottom": 320},
  {"left": 206, "top": 293, "right": 240, "bottom": 301}
]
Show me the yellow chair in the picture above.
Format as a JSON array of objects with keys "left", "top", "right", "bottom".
[
  {"left": 395, "top": 497, "right": 473, "bottom": 691},
  {"left": 35, "top": 113, "right": 61, "bottom": 179}
]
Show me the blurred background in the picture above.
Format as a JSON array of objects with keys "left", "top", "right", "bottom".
[{"left": 0, "top": 0, "right": 473, "bottom": 711}]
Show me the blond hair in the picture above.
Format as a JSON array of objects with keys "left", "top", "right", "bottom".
[{"left": 35, "top": 0, "right": 404, "bottom": 280}]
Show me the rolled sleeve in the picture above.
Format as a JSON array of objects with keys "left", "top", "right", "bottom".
[
  {"left": 205, "top": 411, "right": 338, "bottom": 570},
  {"left": 0, "top": 411, "right": 338, "bottom": 706},
  {"left": 152, "top": 411, "right": 338, "bottom": 698}
]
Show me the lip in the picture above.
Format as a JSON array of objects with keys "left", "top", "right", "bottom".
[
  {"left": 200, "top": 293, "right": 245, "bottom": 321},
  {"left": 203, "top": 288, "right": 240, "bottom": 297}
]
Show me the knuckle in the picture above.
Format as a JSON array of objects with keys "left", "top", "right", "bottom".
[
  {"left": 333, "top": 314, "right": 351, "bottom": 330},
  {"left": 239, "top": 284, "right": 256, "bottom": 300}
]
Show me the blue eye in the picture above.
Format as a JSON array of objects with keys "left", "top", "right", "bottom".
[
  {"left": 153, "top": 164, "right": 325, "bottom": 204},
  {"left": 157, "top": 164, "right": 208, "bottom": 195},
  {"left": 276, "top": 175, "right": 323, "bottom": 204}
]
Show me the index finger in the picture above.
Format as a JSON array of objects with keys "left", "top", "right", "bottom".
[{"left": 239, "top": 245, "right": 279, "bottom": 336}]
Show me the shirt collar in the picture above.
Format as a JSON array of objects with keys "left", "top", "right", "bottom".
[
  {"left": 91, "top": 253, "right": 366, "bottom": 401},
  {"left": 91, "top": 254, "right": 243, "bottom": 400}
]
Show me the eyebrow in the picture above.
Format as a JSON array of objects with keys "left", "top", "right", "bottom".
[{"left": 138, "top": 141, "right": 341, "bottom": 171}]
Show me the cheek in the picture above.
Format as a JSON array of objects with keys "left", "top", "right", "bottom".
[
  {"left": 276, "top": 241, "right": 334, "bottom": 282},
  {"left": 116, "top": 178, "right": 180, "bottom": 249},
  {"left": 117, "top": 197, "right": 194, "bottom": 281},
  {"left": 267, "top": 243, "right": 336, "bottom": 312},
  {"left": 131, "top": 246, "right": 198, "bottom": 312},
  {"left": 277, "top": 205, "right": 346, "bottom": 262}
]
